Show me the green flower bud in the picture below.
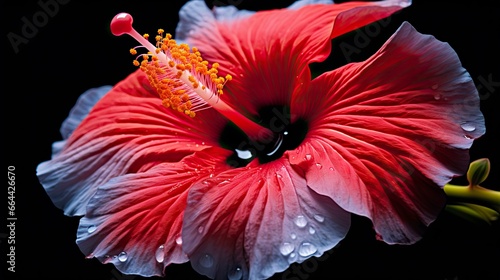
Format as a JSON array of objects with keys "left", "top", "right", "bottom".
[{"left": 467, "top": 158, "right": 490, "bottom": 186}]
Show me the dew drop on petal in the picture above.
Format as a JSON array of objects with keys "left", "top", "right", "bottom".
[
  {"left": 461, "top": 123, "right": 476, "bottom": 132},
  {"left": 431, "top": 84, "right": 438, "bottom": 90},
  {"left": 433, "top": 94, "right": 441, "bottom": 100},
  {"left": 298, "top": 242, "right": 317, "bottom": 257},
  {"left": 199, "top": 254, "right": 214, "bottom": 268},
  {"left": 118, "top": 251, "right": 128, "bottom": 262},
  {"left": 309, "top": 227, "right": 316, "bottom": 235},
  {"left": 87, "top": 225, "right": 97, "bottom": 234},
  {"left": 329, "top": 167, "right": 335, "bottom": 171},
  {"left": 313, "top": 214, "right": 324, "bottom": 223},
  {"left": 155, "top": 245, "right": 165, "bottom": 263},
  {"left": 315, "top": 163, "right": 322, "bottom": 169},
  {"left": 290, "top": 233, "right": 297, "bottom": 240},
  {"left": 464, "top": 134, "right": 473, "bottom": 139},
  {"left": 198, "top": 226, "right": 204, "bottom": 234},
  {"left": 294, "top": 215, "right": 307, "bottom": 228},
  {"left": 288, "top": 252, "right": 297, "bottom": 263},
  {"left": 175, "top": 236, "right": 183, "bottom": 245},
  {"left": 279, "top": 242, "right": 295, "bottom": 256},
  {"left": 228, "top": 267, "right": 243, "bottom": 280},
  {"left": 304, "top": 154, "right": 312, "bottom": 161}
]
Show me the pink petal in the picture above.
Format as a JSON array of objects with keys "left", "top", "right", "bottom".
[
  {"left": 177, "top": 0, "right": 410, "bottom": 117},
  {"left": 182, "top": 159, "right": 350, "bottom": 279},
  {"left": 76, "top": 148, "right": 232, "bottom": 277},
  {"left": 37, "top": 70, "right": 227, "bottom": 216},
  {"left": 290, "top": 22, "right": 485, "bottom": 244}
]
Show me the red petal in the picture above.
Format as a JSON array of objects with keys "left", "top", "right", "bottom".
[
  {"left": 37, "top": 69, "right": 228, "bottom": 216},
  {"left": 180, "top": 1, "right": 410, "bottom": 117},
  {"left": 182, "top": 159, "right": 350, "bottom": 279},
  {"left": 290, "top": 22, "right": 485, "bottom": 244},
  {"left": 76, "top": 148, "right": 231, "bottom": 277}
]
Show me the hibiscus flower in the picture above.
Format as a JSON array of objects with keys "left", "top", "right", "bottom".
[{"left": 36, "top": 0, "right": 486, "bottom": 279}]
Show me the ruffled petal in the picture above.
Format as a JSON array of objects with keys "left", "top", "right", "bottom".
[
  {"left": 176, "top": 0, "right": 410, "bottom": 117},
  {"left": 76, "top": 148, "right": 231, "bottom": 277},
  {"left": 182, "top": 159, "right": 350, "bottom": 280},
  {"left": 37, "top": 69, "right": 228, "bottom": 216},
  {"left": 50, "top": 86, "right": 112, "bottom": 156},
  {"left": 290, "top": 22, "right": 485, "bottom": 244},
  {"left": 60, "top": 85, "right": 112, "bottom": 140}
]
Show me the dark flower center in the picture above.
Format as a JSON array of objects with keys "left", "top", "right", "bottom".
[{"left": 219, "top": 105, "right": 308, "bottom": 167}]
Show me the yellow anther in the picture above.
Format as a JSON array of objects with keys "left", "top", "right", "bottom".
[
  {"left": 143, "top": 33, "right": 149, "bottom": 39},
  {"left": 130, "top": 48, "right": 137, "bottom": 55},
  {"left": 225, "top": 74, "right": 232, "bottom": 81},
  {"left": 132, "top": 28, "right": 232, "bottom": 118}
]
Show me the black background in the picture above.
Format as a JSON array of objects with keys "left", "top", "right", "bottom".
[{"left": 2, "top": 1, "right": 500, "bottom": 280}]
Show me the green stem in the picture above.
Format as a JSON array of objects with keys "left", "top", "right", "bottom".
[{"left": 444, "top": 184, "right": 500, "bottom": 212}]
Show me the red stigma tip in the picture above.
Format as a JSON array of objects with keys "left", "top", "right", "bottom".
[{"left": 110, "top": 13, "right": 133, "bottom": 36}]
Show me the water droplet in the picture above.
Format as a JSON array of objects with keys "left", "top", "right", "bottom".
[
  {"left": 294, "top": 215, "right": 307, "bottom": 228},
  {"left": 228, "top": 267, "right": 243, "bottom": 280},
  {"left": 209, "top": 173, "right": 214, "bottom": 178},
  {"left": 199, "top": 254, "right": 214, "bottom": 268},
  {"left": 235, "top": 148, "right": 253, "bottom": 159},
  {"left": 175, "top": 236, "right": 183, "bottom": 245},
  {"left": 298, "top": 242, "right": 317, "bottom": 257},
  {"left": 279, "top": 242, "right": 294, "bottom": 256},
  {"left": 315, "top": 163, "right": 322, "bottom": 169},
  {"left": 329, "top": 167, "right": 335, "bottom": 171},
  {"left": 313, "top": 214, "right": 324, "bottom": 223},
  {"left": 276, "top": 173, "right": 282, "bottom": 179},
  {"left": 433, "top": 94, "right": 441, "bottom": 100},
  {"left": 464, "top": 134, "right": 473, "bottom": 139},
  {"left": 155, "top": 245, "right": 165, "bottom": 263},
  {"left": 118, "top": 251, "right": 128, "bottom": 262},
  {"left": 202, "top": 180, "right": 210, "bottom": 185},
  {"left": 431, "top": 84, "right": 438, "bottom": 90},
  {"left": 304, "top": 154, "right": 312, "bottom": 161},
  {"left": 461, "top": 123, "right": 476, "bottom": 132},
  {"left": 87, "top": 225, "right": 97, "bottom": 234},
  {"left": 198, "top": 226, "right": 204, "bottom": 234},
  {"left": 201, "top": 142, "right": 206, "bottom": 145},
  {"left": 309, "top": 227, "right": 316, "bottom": 235},
  {"left": 290, "top": 233, "right": 297, "bottom": 240},
  {"left": 288, "top": 252, "right": 297, "bottom": 263}
]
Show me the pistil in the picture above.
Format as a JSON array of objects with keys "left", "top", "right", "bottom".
[{"left": 110, "top": 13, "right": 272, "bottom": 141}]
